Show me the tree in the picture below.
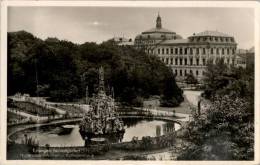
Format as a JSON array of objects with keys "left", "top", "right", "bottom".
[
  {"left": 178, "top": 94, "right": 254, "bottom": 160},
  {"left": 185, "top": 73, "right": 198, "bottom": 85},
  {"left": 8, "top": 30, "right": 183, "bottom": 105}
]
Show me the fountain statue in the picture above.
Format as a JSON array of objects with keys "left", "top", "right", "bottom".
[{"left": 79, "top": 67, "right": 125, "bottom": 145}]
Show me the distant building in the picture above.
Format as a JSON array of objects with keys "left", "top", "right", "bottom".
[
  {"left": 111, "top": 37, "right": 134, "bottom": 46},
  {"left": 134, "top": 14, "right": 246, "bottom": 82},
  {"left": 235, "top": 47, "right": 254, "bottom": 68}
]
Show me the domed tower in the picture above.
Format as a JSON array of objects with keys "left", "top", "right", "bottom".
[
  {"left": 156, "top": 13, "right": 162, "bottom": 29},
  {"left": 134, "top": 13, "right": 182, "bottom": 53}
]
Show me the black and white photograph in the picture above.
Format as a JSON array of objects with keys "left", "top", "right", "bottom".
[{"left": 0, "top": 1, "right": 259, "bottom": 163}]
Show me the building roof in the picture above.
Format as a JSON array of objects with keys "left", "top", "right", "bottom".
[
  {"left": 142, "top": 27, "right": 175, "bottom": 34},
  {"left": 192, "top": 30, "right": 231, "bottom": 37},
  {"left": 161, "top": 39, "right": 189, "bottom": 44}
]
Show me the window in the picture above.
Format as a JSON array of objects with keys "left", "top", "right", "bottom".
[
  {"left": 211, "top": 48, "right": 214, "bottom": 54},
  {"left": 175, "top": 48, "right": 178, "bottom": 54},
  {"left": 184, "top": 70, "right": 187, "bottom": 76},
  {"left": 166, "top": 48, "right": 169, "bottom": 54},
  {"left": 190, "top": 48, "right": 193, "bottom": 55},
  {"left": 190, "top": 59, "right": 193, "bottom": 65},
  {"left": 203, "top": 48, "right": 206, "bottom": 55},
  {"left": 196, "top": 48, "right": 199, "bottom": 54},
  {"left": 180, "top": 59, "right": 183, "bottom": 65},
  {"left": 180, "top": 70, "right": 183, "bottom": 76},
  {"left": 170, "top": 48, "right": 173, "bottom": 54},
  {"left": 190, "top": 70, "right": 193, "bottom": 74},
  {"left": 170, "top": 58, "right": 173, "bottom": 65},
  {"left": 180, "top": 48, "right": 183, "bottom": 55},
  {"left": 158, "top": 49, "right": 160, "bottom": 54},
  {"left": 196, "top": 70, "right": 199, "bottom": 76},
  {"left": 175, "top": 58, "right": 178, "bottom": 65},
  {"left": 203, "top": 59, "right": 206, "bottom": 65},
  {"left": 166, "top": 58, "right": 169, "bottom": 64},
  {"left": 184, "top": 48, "right": 188, "bottom": 55},
  {"left": 222, "top": 48, "right": 224, "bottom": 55},
  {"left": 196, "top": 58, "right": 199, "bottom": 65},
  {"left": 227, "top": 58, "right": 230, "bottom": 64},
  {"left": 184, "top": 58, "right": 187, "bottom": 65},
  {"left": 227, "top": 48, "right": 230, "bottom": 55},
  {"left": 232, "top": 48, "right": 235, "bottom": 54},
  {"left": 216, "top": 48, "right": 219, "bottom": 55},
  {"left": 175, "top": 69, "right": 178, "bottom": 76},
  {"left": 148, "top": 35, "right": 150, "bottom": 39}
]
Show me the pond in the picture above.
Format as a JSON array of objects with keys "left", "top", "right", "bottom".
[{"left": 13, "top": 118, "right": 181, "bottom": 147}]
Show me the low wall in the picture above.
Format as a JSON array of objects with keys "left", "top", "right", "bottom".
[{"left": 111, "top": 132, "right": 178, "bottom": 151}]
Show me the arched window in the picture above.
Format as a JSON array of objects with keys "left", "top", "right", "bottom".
[
  {"left": 203, "top": 58, "right": 206, "bottom": 65},
  {"left": 180, "top": 48, "right": 183, "bottom": 55},
  {"left": 211, "top": 48, "right": 214, "bottom": 54},
  {"left": 184, "top": 48, "right": 188, "bottom": 55},
  {"left": 196, "top": 70, "right": 199, "bottom": 76},
  {"left": 196, "top": 48, "right": 199, "bottom": 54},
  {"left": 175, "top": 58, "right": 178, "bottom": 65},
  {"left": 180, "top": 58, "right": 183, "bottom": 65},
  {"left": 190, "top": 48, "right": 193, "bottom": 55},
  {"left": 175, "top": 48, "right": 178, "bottom": 54},
  {"left": 203, "top": 48, "right": 206, "bottom": 55},
  {"left": 216, "top": 48, "right": 219, "bottom": 55}
]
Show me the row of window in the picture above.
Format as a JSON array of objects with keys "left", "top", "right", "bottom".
[
  {"left": 162, "top": 57, "right": 206, "bottom": 66},
  {"left": 190, "top": 36, "right": 234, "bottom": 43},
  {"left": 175, "top": 69, "right": 205, "bottom": 77},
  {"left": 157, "top": 47, "right": 236, "bottom": 55},
  {"left": 162, "top": 57, "right": 235, "bottom": 66}
]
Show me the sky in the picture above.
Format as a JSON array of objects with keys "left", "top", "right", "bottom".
[{"left": 8, "top": 7, "right": 254, "bottom": 49}]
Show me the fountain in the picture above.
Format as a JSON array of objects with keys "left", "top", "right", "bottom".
[{"left": 79, "top": 67, "right": 125, "bottom": 145}]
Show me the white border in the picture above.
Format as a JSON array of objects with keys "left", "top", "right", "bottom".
[{"left": 0, "top": 1, "right": 259, "bottom": 165}]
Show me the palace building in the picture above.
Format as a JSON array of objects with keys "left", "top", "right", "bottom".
[{"left": 134, "top": 14, "right": 242, "bottom": 82}]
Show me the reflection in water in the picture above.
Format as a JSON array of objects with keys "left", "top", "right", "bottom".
[{"left": 14, "top": 118, "right": 180, "bottom": 147}]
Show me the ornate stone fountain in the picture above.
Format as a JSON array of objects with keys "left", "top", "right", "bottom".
[{"left": 79, "top": 67, "right": 125, "bottom": 145}]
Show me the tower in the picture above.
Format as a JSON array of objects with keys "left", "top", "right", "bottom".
[{"left": 156, "top": 13, "right": 162, "bottom": 29}]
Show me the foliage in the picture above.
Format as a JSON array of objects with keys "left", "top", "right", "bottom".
[
  {"left": 185, "top": 73, "right": 198, "bottom": 84},
  {"left": 178, "top": 57, "right": 254, "bottom": 160},
  {"left": 8, "top": 31, "right": 183, "bottom": 106}
]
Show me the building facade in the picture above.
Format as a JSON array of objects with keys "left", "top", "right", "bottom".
[{"left": 135, "top": 14, "right": 242, "bottom": 82}]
